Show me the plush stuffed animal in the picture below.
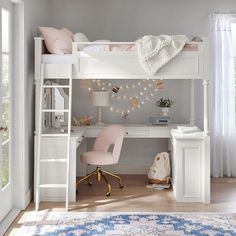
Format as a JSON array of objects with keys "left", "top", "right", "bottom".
[{"left": 148, "top": 152, "right": 171, "bottom": 184}]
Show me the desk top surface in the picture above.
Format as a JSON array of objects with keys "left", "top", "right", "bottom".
[{"left": 47, "top": 124, "right": 206, "bottom": 140}]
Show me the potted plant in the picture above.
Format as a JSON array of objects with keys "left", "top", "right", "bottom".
[{"left": 156, "top": 98, "right": 174, "bottom": 116}]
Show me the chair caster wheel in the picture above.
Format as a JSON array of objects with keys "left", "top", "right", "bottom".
[
  {"left": 120, "top": 184, "right": 124, "bottom": 189},
  {"left": 106, "top": 192, "right": 111, "bottom": 197}
]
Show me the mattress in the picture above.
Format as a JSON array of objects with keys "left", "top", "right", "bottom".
[
  {"left": 42, "top": 45, "right": 135, "bottom": 64},
  {"left": 41, "top": 46, "right": 134, "bottom": 64},
  {"left": 42, "top": 43, "right": 198, "bottom": 64},
  {"left": 81, "top": 43, "right": 197, "bottom": 52},
  {"left": 42, "top": 54, "right": 74, "bottom": 64},
  {"left": 82, "top": 44, "right": 136, "bottom": 52}
]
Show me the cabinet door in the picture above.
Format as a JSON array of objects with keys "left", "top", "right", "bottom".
[{"left": 178, "top": 140, "right": 203, "bottom": 202}]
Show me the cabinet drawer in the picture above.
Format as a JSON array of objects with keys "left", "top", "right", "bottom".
[
  {"left": 125, "top": 128, "right": 149, "bottom": 137},
  {"left": 84, "top": 128, "right": 102, "bottom": 137},
  {"left": 85, "top": 127, "right": 150, "bottom": 138}
]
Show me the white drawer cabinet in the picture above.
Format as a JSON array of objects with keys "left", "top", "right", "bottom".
[{"left": 171, "top": 132, "right": 210, "bottom": 203}]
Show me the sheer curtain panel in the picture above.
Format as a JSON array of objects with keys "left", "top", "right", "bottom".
[{"left": 210, "top": 14, "right": 236, "bottom": 177}]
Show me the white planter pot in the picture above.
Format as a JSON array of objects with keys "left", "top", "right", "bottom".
[{"left": 161, "top": 107, "right": 169, "bottom": 116}]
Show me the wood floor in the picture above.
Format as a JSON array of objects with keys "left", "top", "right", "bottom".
[{"left": 5, "top": 175, "right": 236, "bottom": 235}]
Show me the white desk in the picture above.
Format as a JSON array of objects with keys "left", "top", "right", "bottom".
[{"left": 34, "top": 124, "right": 210, "bottom": 204}]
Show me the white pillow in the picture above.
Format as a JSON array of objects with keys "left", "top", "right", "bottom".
[{"left": 73, "top": 32, "right": 89, "bottom": 50}]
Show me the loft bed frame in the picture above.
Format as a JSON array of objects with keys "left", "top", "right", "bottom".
[
  {"left": 34, "top": 37, "right": 210, "bottom": 209},
  {"left": 35, "top": 38, "right": 208, "bottom": 79},
  {"left": 34, "top": 37, "right": 209, "bottom": 134}
]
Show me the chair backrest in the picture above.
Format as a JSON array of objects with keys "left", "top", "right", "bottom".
[{"left": 93, "top": 125, "right": 125, "bottom": 163}]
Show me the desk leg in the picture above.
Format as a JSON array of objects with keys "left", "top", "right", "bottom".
[
  {"left": 83, "top": 138, "right": 87, "bottom": 176},
  {"left": 70, "top": 141, "right": 77, "bottom": 202}
]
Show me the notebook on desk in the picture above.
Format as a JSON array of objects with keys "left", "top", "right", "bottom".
[{"left": 171, "top": 126, "right": 201, "bottom": 134}]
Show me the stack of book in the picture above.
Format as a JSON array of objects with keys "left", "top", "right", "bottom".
[{"left": 171, "top": 126, "right": 201, "bottom": 134}]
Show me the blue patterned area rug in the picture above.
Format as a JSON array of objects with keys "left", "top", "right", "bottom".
[{"left": 17, "top": 212, "right": 236, "bottom": 236}]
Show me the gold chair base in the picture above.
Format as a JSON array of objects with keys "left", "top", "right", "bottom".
[{"left": 76, "top": 166, "right": 124, "bottom": 196}]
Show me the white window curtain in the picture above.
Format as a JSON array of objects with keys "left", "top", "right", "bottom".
[{"left": 210, "top": 14, "right": 236, "bottom": 177}]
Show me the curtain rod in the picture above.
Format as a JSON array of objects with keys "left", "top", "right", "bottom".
[{"left": 210, "top": 12, "right": 236, "bottom": 17}]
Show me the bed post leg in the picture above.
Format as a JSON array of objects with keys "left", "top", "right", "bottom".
[
  {"left": 190, "top": 79, "right": 195, "bottom": 125},
  {"left": 203, "top": 80, "right": 209, "bottom": 135}
]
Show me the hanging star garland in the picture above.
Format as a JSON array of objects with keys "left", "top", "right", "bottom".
[{"left": 87, "top": 79, "right": 164, "bottom": 119}]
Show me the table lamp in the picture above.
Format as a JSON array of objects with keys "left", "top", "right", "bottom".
[{"left": 91, "top": 90, "right": 110, "bottom": 125}]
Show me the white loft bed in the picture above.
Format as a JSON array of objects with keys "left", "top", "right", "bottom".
[
  {"left": 34, "top": 37, "right": 210, "bottom": 208},
  {"left": 34, "top": 37, "right": 209, "bottom": 134}
]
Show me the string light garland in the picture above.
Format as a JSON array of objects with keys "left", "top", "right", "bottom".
[{"left": 87, "top": 79, "right": 164, "bottom": 119}]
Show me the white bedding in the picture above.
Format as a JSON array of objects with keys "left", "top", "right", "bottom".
[
  {"left": 83, "top": 44, "right": 136, "bottom": 52},
  {"left": 136, "top": 35, "right": 188, "bottom": 75}
]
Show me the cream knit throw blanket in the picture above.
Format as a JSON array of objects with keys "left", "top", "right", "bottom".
[{"left": 136, "top": 35, "right": 189, "bottom": 75}]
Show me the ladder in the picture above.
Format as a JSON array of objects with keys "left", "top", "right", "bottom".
[{"left": 35, "top": 64, "right": 73, "bottom": 211}]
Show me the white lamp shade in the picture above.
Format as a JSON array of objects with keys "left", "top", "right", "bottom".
[{"left": 91, "top": 91, "right": 110, "bottom": 107}]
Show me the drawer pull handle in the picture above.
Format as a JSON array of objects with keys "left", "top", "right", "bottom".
[{"left": 126, "top": 132, "right": 129, "bottom": 135}]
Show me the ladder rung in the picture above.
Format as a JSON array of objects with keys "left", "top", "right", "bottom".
[
  {"left": 40, "top": 159, "right": 68, "bottom": 163},
  {"left": 42, "top": 109, "right": 69, "bottom": 113},
  {"left": 43, "top": 85, "right": 70, "bottom": 88},
  {"left": 39, "top": 184, "right": 67, "bottom": 188},
  {"left": 41, "top": 133, "right": 69, "bottom": 137}
]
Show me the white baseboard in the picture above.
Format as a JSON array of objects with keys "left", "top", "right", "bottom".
[{"left": 0, "top": 208, "right": 21, "bottom": 236}]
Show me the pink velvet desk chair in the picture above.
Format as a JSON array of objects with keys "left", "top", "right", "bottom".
[{"left": 77, "top": 125, "right": 125, "bottom": 196}]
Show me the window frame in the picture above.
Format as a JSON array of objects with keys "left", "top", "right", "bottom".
[{"left": 1, "top": 2, "right": 13, "bottom": 190}]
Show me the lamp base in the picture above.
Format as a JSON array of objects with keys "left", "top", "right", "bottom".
[{"left": 96, "top": 107, "right": 105, "bottom": 126}]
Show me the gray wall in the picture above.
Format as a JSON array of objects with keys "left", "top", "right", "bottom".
[
  {"left": 49, "top": 0, "right": 236, "bottom": 41},
  {"left": 73, "top": 80, "right": 191, "bottom": 124},
  {"left": 23, "top": 0, "right": 50, "bottom": 203}
]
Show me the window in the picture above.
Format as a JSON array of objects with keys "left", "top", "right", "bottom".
[{"left": 1, "top": 7, "right": 11, "bottom": 189}]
